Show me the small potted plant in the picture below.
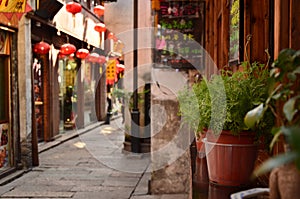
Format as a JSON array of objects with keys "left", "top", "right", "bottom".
[{"left": 245, "top": 49, "right": 300, "bottom": 198}]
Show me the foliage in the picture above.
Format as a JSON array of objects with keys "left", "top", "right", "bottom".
[
  {"left": 245, "top": 49, "right": 300, "bottom": 176},
  {"left": 222, "top": 62, "right": 274, "bottom": 137},
  {"left": 178, "top": 79, "right": 209, "bottom": 138},
  {"left": 229, "top": 0, "right": 240, "bottom": 60},
  {"left": 178, "top": 61, "right": 274, "bottom": 140}
]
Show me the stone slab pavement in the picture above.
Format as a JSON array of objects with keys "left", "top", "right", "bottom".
[{"left": 0, "top": 116, "right": 188, "bottom": 199}]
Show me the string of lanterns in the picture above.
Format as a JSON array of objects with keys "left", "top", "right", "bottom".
[{"left": 33, "top": 1, "right": 114, "bottom": 65}]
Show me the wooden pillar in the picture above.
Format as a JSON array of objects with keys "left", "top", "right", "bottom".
[
  {"left": 76, "top": 62, "right": 84, "bottom": 129},
  {"left": 289, "top": 0, "right": 300, "bottom": 50},
  {"left": 243, "top": 0, "right": 270, "bottom": 63},
  {"left": 42, "top": 54, "right": 50, "bottom": 141},
  {"left": 274, "top": 0, "right": 289, "bottom": 58},
  {"left": 221, "top": 0, "right": 229, "bottom": 68}
]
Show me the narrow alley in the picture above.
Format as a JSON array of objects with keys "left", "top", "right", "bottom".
[{"left": 0, "top": 116, "right": 187, "bottom": 199}]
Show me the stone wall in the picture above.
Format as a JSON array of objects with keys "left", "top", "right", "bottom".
[{"left": 150, "top": 76, "right": 192, "bottom": 198}]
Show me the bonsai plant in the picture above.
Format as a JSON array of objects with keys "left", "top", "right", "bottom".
[{"left": 245, "top": 49, "right": 300, "bottom": 198}]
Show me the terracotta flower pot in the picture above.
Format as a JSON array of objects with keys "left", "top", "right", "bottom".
[
  {"left": 196, "top": 132, "right": 207, "bottom": 155},
  {"left": 203, "top": 131, "right": 258, "bottom": 186}
]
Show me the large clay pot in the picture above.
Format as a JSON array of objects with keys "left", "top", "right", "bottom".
[{"left": 203, "top": 131, "right": 258, "bottom": 186}]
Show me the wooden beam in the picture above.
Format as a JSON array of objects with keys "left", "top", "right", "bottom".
[{"left": 274, "top": 0, "right": 290, "bottom": 58}]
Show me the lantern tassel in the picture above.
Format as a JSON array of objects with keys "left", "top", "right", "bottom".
[{"left": 73, "top": 14, "right": 76, "bottom": 28}]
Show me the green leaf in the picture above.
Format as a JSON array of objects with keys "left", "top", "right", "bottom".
[
  {"left": 270, "top": 68, "right": 279, "bottom": 77},
  {"left": 282, "top": 126, "right": 300, "bottom": 152},
  {"left": 252, "top": 152, "right": 298, "bottom": 178},
  {"left": 244, "top": 103, "right": 264, "bottom": 129},
  {"left": 269, "top": 128, "right": 282, "bottom": 150},
  {"left": 287, "top": 72, "right": 297, "bottom": 81},
  {"left": 272, "top": 93, "right": 282, "bottom": 100},
  {"left": 283, "top": 97, "right": 299, "bottom": 122},
  {"left": 293, "top": 66, "right": 300, "bottom": 74}
]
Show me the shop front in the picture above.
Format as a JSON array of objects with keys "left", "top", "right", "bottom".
[
  {"left": 0, "top": 26, "right": 20, "bottom": 175},
  {"left": 29, "top": 1, "right": 107, "bottom": 141}
]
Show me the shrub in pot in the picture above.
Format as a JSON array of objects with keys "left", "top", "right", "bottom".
[{"left": 179, "top": 61, "right": 274, "bottom": 186}]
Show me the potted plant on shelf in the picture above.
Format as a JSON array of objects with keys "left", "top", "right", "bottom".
[
  {"left": 245, "top": 49, "right": 300, "bottom": 198},
  {"left": 179, "top": 60, "right": 274, "bottom": 186}
]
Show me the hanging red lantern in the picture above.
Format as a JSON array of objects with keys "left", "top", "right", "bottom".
[
  {"left": 58, "top": 54, "right": 67, "bottom": 59},
  {"left": 76, "top": 48, "right": 89, "bottom": 59},
  {"left": 66, "top": 2, "right": 82, "bottom": 16},
  {"left": 94, "top": 23, "right": 106, "bottom": 33},
  {"left": 66, "top": 2, "right": 82, "bottom": 27},
  {"left": 98, "top": 55, "right": 106, "bottom": 63},
  {"left": 33, "top": 41, "right": 50, "bottom": 55},
  {"left": 94, "top": 5, "right": 105, "bottom": 16},
  {"left": 86, "top": 52, "right": 106, "bottom": 63},
  {"left": 60, "top": 43, "right": 76, "bottom": 55}
]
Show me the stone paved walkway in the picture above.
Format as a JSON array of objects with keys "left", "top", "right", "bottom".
[{"left": 0, "top": 116, "right": 188, "bottom": 199}]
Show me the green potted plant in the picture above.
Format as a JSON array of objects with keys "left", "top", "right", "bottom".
[
  {"left": 179, "top": 60, "right": 274, "bottom": 186},
  {"left": 245, "top": 49, "right": 300, "bottom": 198},
  {"left": 178, "top": 78, "right": 210, "bottom": 154}
]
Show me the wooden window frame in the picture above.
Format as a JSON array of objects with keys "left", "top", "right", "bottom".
[
  {"left": 0, "top": 56, "right": 9, "bottom": 123},
  {"left": 228, "top": 0, "right": 244, "bottom": 66}
]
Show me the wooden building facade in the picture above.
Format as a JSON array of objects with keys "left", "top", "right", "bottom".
[{"left": 205, "top": 0, "right": 300, "bottom": 69}]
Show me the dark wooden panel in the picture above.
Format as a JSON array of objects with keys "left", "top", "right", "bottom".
[
  {"left": 290, "top": 0, "right": 300, "bottom": 50},
  {"left": 35, "top": 0, "right": 63, "bottom": 20}
]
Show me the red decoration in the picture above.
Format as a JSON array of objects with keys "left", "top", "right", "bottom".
[
  {"left": 94, "top": 23, "right": 106, "bottom": 33},
  {"left": 94, "top": 5, "right": 105, "bottom": 16},
  {"left": 116, "top": 63, "right": 125, "bottom": 73},
  {"left": 66, "top": 2, "right": 82, "bottom": 15},
  {"left": 33, "top": 41, "right": 50, "bottom": 55},
  {"left": 86, "top": 53, "right": 106, "bottom": 63},
  {"left": 107, "top": 32, "right": 118, "bottom": 42},
  {"left": 106, "top": 79, "right": 115, "bottom": 85},
  {"left": 76, "top": 48, "right": 89, "bottom": 59},
  {"left": 60, "top": 43, "right": 76, "bottom": 55}
]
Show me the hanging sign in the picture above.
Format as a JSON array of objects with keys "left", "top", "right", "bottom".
[
  {"left": 0, "top": 0, "right": 27, "bottom": 12},
  {"left": 0, "top": 0, "right": 32, "bottom": 28},
  {"left": 106, "top": 59, "right": 116, "bottom": 85}
]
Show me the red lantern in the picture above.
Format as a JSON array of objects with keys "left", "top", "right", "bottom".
[
  {"left": 86, "top": 53, "right": 106, "bottom": 63},
  {"left": 94, "top": 5, "right": 105, "bottom": 16},
  {"left": 66, "top": 2, "right": 82, "bottom": 27},
  {"left": 94, "top": 23, "right": 106, "bottom": 33},
  {"left": 66, "top": 2, "right": 82, "bottom": 15},
  {"left": 98, "top": 55, "right": 106, "bottom": 63},
  {"left": 76, "top": 48, "right": 89, "bottom": 59},
  {"left": 33, "top": 41, "right": 50, "bottom": 55},
  {"left": 60, "top": 43, "right": 76, "bottom": 55}
]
